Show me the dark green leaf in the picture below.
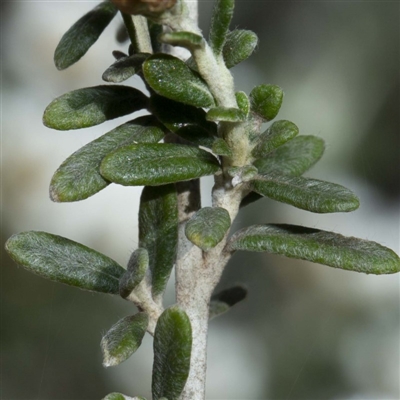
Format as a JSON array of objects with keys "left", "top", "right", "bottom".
[
  {"left": 139, "top": 185, "right": 178, "bottom": 297},
  {"left": 150, "top": 95, "right": 217, "bottom": 134},
  {"left": 185, "top": 207, "right": 231, "bottom": 251},
  {"left": 206, "top": 107, "right": 246, "bottom": 122},
  {"left": 100, "top": 143, "right": 220, "bottom": 186},
  {"left": 5, "top": 231, "right": 124, "bottom": 293},
  {"left": 50, "top": 116, "right": 165, "bottom": 202},
  {"left": 252, "top": 120, "right": 299, "bottom": 158},
  {"left": 54, "top": 1, "right": 117, "bottom": 70},
  {"left": 159, "top": 31, "right": 204, "bottom": 50},
  {"left": 235, "top": 91, "right": 250, "bottom": 116},
  {"left": 152, "top": 306, "right": 192, "bottom": 400},
  {"left": 101, "top": 313, "right": 149, "bottom": 367},
  {"left": 43, "top": 85, "right": 148, "bottom": 130},
  {"left": 119, "top": 248, "right": 149, "bottom": 299},
  {"left": 175, "top": 125, "right": 215, "bottom": 148},
  {"left": 252, "top": 175, "right": 360, "bottom": 213},
  {"left": 254, "top": 135, "right": 325, "bottom": 176},
  {"left": 249, "top": 84, "right": 283, "bottom": 121},
  {"left": 103, "top": 53, "right": 150, "bottom": 83},
  {"left": 228, "top": 224, "right": 400, "bottom": 275},
  {"left": 223, "top": 30, "right": 258, "bottom": 68},
  {"left": 210, "top": 286, "right": 247, "bottom": 320},
  {"left": 143, "top": 54, "right": 215, "bottom": 107},
  {"left": 211, "top": 138, "right": 232, "bottom": 156},
  {"left": 209, "top": 0, "right": 235, "bottom": 56}
]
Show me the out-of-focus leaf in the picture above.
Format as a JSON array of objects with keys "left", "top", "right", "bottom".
[
  {"left": 111, "top": 0, "right": 176, "bottom": 15},
  {"left": 43, "top": 86, "right": 148, "bottom": 130},
  {"left": 210, "top": 286, "right": 247, "bottom": 319},
  {"left": 254, "top": 135, "right": 325, "bottom": 176},
  {"left": 152, "top": 306, "right": 192, "bottom": 400},
  {"left": 54, "top": 1, "right": 117, "bottom": 70},
  {"left": 185, "top": 207, "right": 231, "bottom": 251},
  {"left": 119, "top": 248, "right": 149, "bottom": 299},
  {"left": 175, "top": 125, "right": 215, "bottom": 148},
  {"left": 209, "top": 0, "right": 235, "bottom": 56},
  {"left": 235, "top": 91, "right": 250, "bottom": 116},
  {"left": 101, "top": 313, "right": 149, "bottom": 367},
  {"left": 206, "top": 107, "right": 246, "bottom": 122},
  {"left": 228, "top": 165, "right": 258, "bottom": 186},
  {"left": 139, "top": 185, "right": 178, "bottom": 297},
  {"left": 159, "top": 31, "right": 204, "bottom": 50},
  {"left": 112, "top": 50, "right": 128, "bottom": 59},
  {"left": 103, "top": 53, "right": 150, "bottom": 83},
  {"left": 228, "top": 224, "right": 400, "bottom": 275},
  {"left": 143, "top": 54, "right": 215, "bottom": 107},
  {"left": 50, "top": 116, "right": 164, "bottom": 202},
  {"left": 252, "top": 120, "right": 299, "bottom": 158},
  {"left": 5, "top": 231, "right": 124, "bottom": 293},
  {"left": 223, "top": 30, "right": 258, "bottom": 68},
  {"left": 100, "top": 143, "right": 220, "bottom": 186},
  {"left": 252, "top": 175, "right": 359, "bottom": 213},
  {"left": 212, "top": 138, "right": 232, "bottom": 156},
  {"left": 250, "top": 84, "right": 283, "bottom": 121},
  {"left": 103, "top": 393, "right": 146, "bottom": 400},
  {"left": 150, "top": 95, "right": 217, "bottom": 134}
]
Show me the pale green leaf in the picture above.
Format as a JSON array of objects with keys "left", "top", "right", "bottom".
[
  {"left": 5, "top": 231, "right": 125, "bottom": 293},
  {"left": 252, "top": 175, "right": 360, "bottom": 213},
  {"left": 228, "top": 224, "right": 400, "bottom": 275},
  {"left": 100, "top": 144, "right": 220, "bottom": 186},
  {"left": 235, "top": 91, "right": 250, "bottom": 116},
  {"left": 54, "top": 1, "right": 117, "bottom": 70},
  {"left": 223, "top": 30, "right": 258, "bottom": 68},
  {"left": 206, "top": 107, "right": 246, "bottom": 122},
  {"left": 185, "top": 207, "right": 231, "bottom": 251},
  {"left": 101, "top": 313, "right": 149, "bottom": 367},
  {"left": 103, "top": 393, "right": 146, "bottom": 400},
  {"left": 102, "top": 53, "right": 150, "bottom": 83},
  {"left": 209, "top": 0, "right": 235, "bottom": 56},
  {"left": 152, "top": 306, "right": 192, "bottom": 400},
  {"left": 43, "top": 85, "right": 148, "bottom": 130},
  {"left": 50, "top": 116, "right": 164, "bottom": 202},
  {"left": 139, "top": 185, "right": 178, "bottom": 297},
  {"left": 249, "top": 84, "right": 283, "bottom": 121},
  {"left": 143, "top": 54, "right": 215, "bottom": 107},
  {"left": 159, "top": 31, "right": 204, "bottom": 50},
  {"left": 211, "top": 138, "right": 232, "bottom": 156}
]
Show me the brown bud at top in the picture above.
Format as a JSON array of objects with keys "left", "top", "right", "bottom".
[{"left": 111, "top": 0, "right": 177, "bottom": 16}]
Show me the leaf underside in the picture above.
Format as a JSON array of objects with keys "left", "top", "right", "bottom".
[
  {"left": 152, "top": 306, "right": 192, "bottom": 400},
  {"left": 5, "top": 231, "right": 125, "bottom": 293},
  {"left": 103, "top": 53, "right": 150, "bottom": 83},
  {"left": 210, "top": 286, "right": 247, "bottom": 319},
  {"left": 229, "top": 224, "right": 400, "bottom": 275}
]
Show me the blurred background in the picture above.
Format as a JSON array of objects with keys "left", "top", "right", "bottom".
[{"left": 1, "top": 1, "right": 399, "bottom": 399}]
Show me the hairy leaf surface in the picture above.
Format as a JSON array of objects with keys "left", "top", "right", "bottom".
[
  {"left": 185, "top": 207, "right": 231, "bottom": 251},
  {"left": 206, "top": 107, "right": 246, "bottom": 122},
  {"left": 159, "top": 31, "right": 204, "bottom": 50},
  {"left": 235, "top": 91, "right": 250, "bottom": 116},
  {"left": 228, "top": 224, "right": 400, "bottom": 274},
  {"left": 103, "top": 53, "right": 150, "bottom": 83},
  {"left": 252, "top": 175, "right": 359, "bottom": 213},
  {"left": 152, "top": 306, "right": 192, "bottom": 400},
  {"left": 139, "top": 185, "right": 178, "bottom": 297},
  {"left": 43, "top": 86, "right": 148, "bottom": 130},
  {"left": 209, "top": 0, "right": 235, "bottom": 56},
  {"left": 5, "top": 231, "right": 124, "bottom": 293},
  {"left": 54, "top": 1, "right": 117, "bottom": 70},
  {"left": 100, "top": 144, "right": 220, "bottom": 186},
  {"left": 143, "top": 54, "right": 215, "bottom": 107},
  {"left": 250, "top": 84, "right": 283, "bottom": 121},
  {"left": 223, "top": 30, "right": 258, "bottom": 68},
  {"left": 101, "top": 313, "right": 149, "bottom": 367},
  {"left": 50, "top": 116, "right": 164, "bottom": 202}
]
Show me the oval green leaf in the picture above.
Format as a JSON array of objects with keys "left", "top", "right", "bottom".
[
  {"left": 139, "top": 185, "right": 178, "bottom": 297},
  {"left": 119, "top": 248, "right": 149, "bottom": 299},
  {"left": 235, "top": 91, "right": 250, "bottom": 116},
  {"left": 223, "top": 30, "right": 258, "bottom": 68},
  {"left": 228, "top": 224, "right": 400, "bottom": 275},
  {"left": 209, "top": 0, "right": 235, "bottom": 56},
  {"left": 252, "top": 120, "right": 299, "bottom": 158},
  {"left": 254, "top": 135, "right": 325, "bottom": 176},
  {"left": 50, "top": 116, "right": 165, "bottom": 202},
  {"left": 103, "top": 53, "right": 150, "bottom": 83},
  {"left": 211, "top": 138, "right": 232, "bottom": 156},
  {"left": 175, "top": 125, "right": 215, "bottom": 148},
  {"left": 185, "top": 207, "right": 231, "bottom": 251},
  {"left": 206, "top": 107, "right": 246, "bottom": 122},
  {"left": 250, "top": 84, "right": 284, "bottom": 121},
  {"left": 101, "top": 313, "right": 149, "bottom": 367},
  {"left": 43, "top": 85, "right": 148, "bottom": 131},
  {"left": 5, "top": 231, "right": 125, "bottom": 293},
  {"left": 252, "top": 175, "right": 360, "bottom": 213},
  {"left": 54, "top": 1, "right": 118, "bottom": 70},
  {"left": 159, "top": 31, "right": 204, "bottom": 50},
  {"left": 152, "top": 306, "right": 192, "bottom": 400},
  {"left": 143, "top": 54, "right": 215, "bottom": 108},
  {"left": 100, "top": 143, "right": 220, "bottom": 186}
]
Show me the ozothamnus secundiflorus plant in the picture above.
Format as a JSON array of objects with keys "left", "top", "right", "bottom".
[{"left": 5, "top": 1, "right": 400, "bottom": 399}]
